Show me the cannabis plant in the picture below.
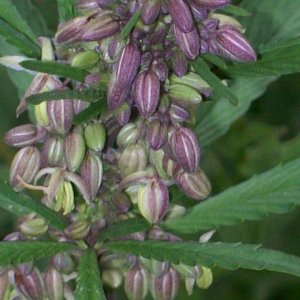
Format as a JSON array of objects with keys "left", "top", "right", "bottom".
[{"left": 0, "top": 0, "right": 300, "bottom": 299}]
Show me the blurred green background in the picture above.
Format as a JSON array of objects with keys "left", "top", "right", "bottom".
[{"left": 0, "top": 1, "right": 300, "bottom": 299}]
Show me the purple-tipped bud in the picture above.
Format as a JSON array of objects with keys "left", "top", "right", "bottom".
[
  {"left": 133, "top": 71, "right": 160, "bottom": 117},
  {"left": 64, "top": 126, "right": 86, "bottom": 172},
  {"left": 76, "top": 0, "right": 99, "bottom": 11},
  {"left": 169, "top": 104, "right": 190, "bottom": 123},
  {"left": 47, "top": 100, "right": 74, "bottom": 136},
  {"left": 84, "top": 122, "right": 106, "bottom": 152},
  {"left": 10, "top": 146, "right": 41, "bottom": 191},
  {"left": 192, "top": 0, "right": 230, "bottom": 9},
  {"left": 18, "top": 262, "right": 34, "bottom": 276},
  {"left": 44, "top": 268, "right": 64, "bottom": 300},
  {"left": 14, "top": 268, "right": 45, "bottom": 300},
  {"left": 169, "top": 127, "right": 200, "bottom": 172},
  {"left": 4, "top": 125, "right": 47, "bottom": 148},
  {"left": 141, "top": 0, "right": 161, "bottom": 25},
  {"left": 52, "top": 253, "right": 75, "bottom": 275},
  {"left": 107, "top": 79, "right": 131, "bottom": 111},
  {"left": 176, "top": 169, "right": 211, "bottom": 200},
  {"left": 125, "top": 266, "right": 149, "bottom": 300},
  {"left": 172, "top": 24, "right": 200, "bottom": 60},
  {"left": 216, "top": 28, "right": 257, "bottom": 62},
  {"left": 150, "top": 268, "right": 180, "bottom": 300},
  {"left": 167, "top": 0, "right": 194, "bottom": 33},
  {"left": 146, "top": 120, "right": 168, "bottom": 150},
  {"left": 114, "top": 102, "right": 131, "bottom": 126},
  {"left": 139, "top": 257, "right": 170, "bottom": 276},
  {"left": 168, "top": 84, "right": 202, "bottom": 107},
  {"left": 56, "top": 17, "right": 88, "bottom": 44},
  {"left": 151, "top": 61, "right": 169, "bottom": 81},
  {"left": 82, "top": 14, "right": 120, "bottom": 41},
  {"left": 137, "top": 177, "right": 169, "bottom": 224},
  {"left": 80, "top": 152, "right": 103, "bottom": 198},
  {"left": 172, "top": 51, "right": 188, "bottom": 77},
  {"left": 117, "top": 123, "right": 140, "bottom": 148},
  {"left": 42, "top": 137, "right": 64, "bottom": 167},
  {"left": 189, "top": 1, "right": 209, "bottom": 21},
  {"left": 118, "top": 144, "right": 148, "bottom": 178}
]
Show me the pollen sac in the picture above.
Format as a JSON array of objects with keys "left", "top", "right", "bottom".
[
  {"left": 133, "top": 70, "right": 160, "bottom": 117},
  {"left": 169, "top": 127, "right": 200, "bottom": 172},
  {"left": 141, "top": 0, "right": 161, "bottom": 25},
  {"left": 137, "top": 177, "right": 169, "bottom": 224},
  {"left": 146, "top": 119, "right": 168, "bottom": 150},
  {"left": 176, "top": 169, "right": 211, "bottom": 200},
  {"left": 10, "top": 146, "right": 41, "bottom": 191},
  {"left": 167, "top": 0, "right": 194, "bottom": 33}
]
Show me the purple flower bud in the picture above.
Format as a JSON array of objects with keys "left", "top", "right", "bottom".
[
  {"left": 4, "top": 124, "right": 47, "bottom": 148},
  {"left": 172, "top": 50, "right": 188, "bottom": 77},
  {"left": 42, "top": 137, "right": 64, "bottom": 168},
  {"left": 192, "top": 0, "right": 231, "bottom": 9},
  {"left": 172, "top": 24, "right": 200, "bottom": 60},
  {"left": 18, "top": 262, "right": 34, "bottom": 276},
  {"left": 107, "top": 79, "right": 131, "bottom": 111},
  {"left": 114, "top": 102, "right": 132, "bottom": 126},
  {"left": 150, "top": 268, "right": 180, "bottom": 300},
  {"left": 52, "top": 253, "right": 75, "bottom": 275},
  {"left": 189, "top": 1, "right": 209, "bottom": 21},
  {"left": 0, "top": 273, "right": 9, "bottom": 299},
  {"left": 47, "top": 100, "right": 74, "bottom": 136},
  {"left": 169, "top": 127, "right": 200, "bottom": 172},
  {"left": 176, "top": 169, "right": 211, "bottom": 200},
  {"left": 14, "top": 268, "right": 45, "bottom": 300},
  {"left": 64, "top": 126, "right": 86, "bottom": 172},
  {"left": 146, "top": 120, "right": 168, "bottom": 150},
  {"left": 216, "top": 28, "right": 257, "bottom": 62},
  {"left": 151, "top": 60, "right": 169, "bottom": 82},
  {"left": 118, "top": 144, "right": 148, "bottom": 178},
  {"left": 76, "top": 0, "right": 99, "bottom": 11},
  {"left": 167, "top": 0, "right": 194, "bottom": 33},
  {"left": 56, "top": 17, "right": 88, "bottom": 44},
  {"left": 108, "top": 36, "right": 126, "bottom": 61},
  {"left": 133, "top": 71, "right": 160, "bottom": 117},
  {"left": 44, "top": 267, "right": 64, "bottom": 300},
  {"left": 81, "top": 152, "right": 103, "bottom": 198},
  {"left": 138, "top": 177, "right": 169, "bottom": 224},
  {"left": 150, "top": 22, "right": 168, "bottom": 45},
  {"left": 169, "top": 104, "right": 190, "bottom": 123},
  {"left": 139, "top": 257, "right": 170, "bottom": 276},
  {"left": 73, "top": 100, "right": 90, "bottom": 115},
  {"left": 10, "top": 147, "right": 41, "bottom": 191},
  {"left": 82, "top": 14, "right": 120, "bottom": 41},
  {"left": 141, "top": 0, "right": 161, "bottom": 25}
]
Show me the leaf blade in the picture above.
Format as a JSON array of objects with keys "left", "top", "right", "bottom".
[
  {"left": 57, "top": 0, "right": 75, "bottom": 22},
  {"left": 120, "top": 9, "right": 141, "bottom": 40}
]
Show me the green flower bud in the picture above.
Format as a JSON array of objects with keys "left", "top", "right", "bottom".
[
  {"left": 116, "top": 123, "right": 140, "bottom": 148},
  {"left": 64, "top": 220, "right": 90, "bottom": 240},
  {"left": 34, "top": 102, "right": 49, "bottom": 127},
  {"left": 168, "top": 84, "right": 202, "bottom": 107},
  {"left": 55, "top": 181, "right": 75, "bottom": 215},
  {"left": 118, "top": 144, "right": 148, "bottom": 178},
  {"left": 19, "top": 214, "right": 49, "bottom": 237},
  {"left": 71, "top": 50, "right": 99, "bottom": 67},
  {"left": 149, "top": 149, "right": 169, "bottom": 180},
  {"left": 172, "top": 263, "right": 199, "bottom": 278},
  {"left": 84, "top": 122, "right": 106, "bottom": 152},
  {"left": 139, "top": 257, "right": 170, "bottom": 276},
  {"left": 196, "top": 267, "right": 213, "bottom": 289},
  {"left": 125, "top": 266, "right": 149, "bottom": 300},
  {"left": 102, "top": 270, "right": 123, "bottom": 289}
]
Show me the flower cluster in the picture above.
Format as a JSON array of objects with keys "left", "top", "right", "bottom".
[{"left": 2, "top": 0, "right": 256, "bottom": 299}]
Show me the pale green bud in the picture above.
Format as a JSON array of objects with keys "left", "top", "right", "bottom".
[
  {"left": 102, "top": 270, "right": 123, "bottom": 289},
  {"left": 71, "top": 50, "right": 99, "bottom": 67},
  {"left": 196, "top": 267, "right": 213, "bottom": 289},
  {"left": 168, "top": 84, "right": 202, "bottom": 107},
  {"left": 34, "top": 102, "right": 49, "bottom": 127},
  {"left": 117, "top": 123, "right": 139, "bottom": 148},
  {"left": 19, "top": 214, "right": 49, "bottom": 237},
  {"left": 55, "top": 181, "right": 75, "bottom": 215},
  {"left": 64, "top": 220, "right": 90, "bottom": 240},
  {"left": 84, "top": 123, "right": 106, "bottom": 152}
]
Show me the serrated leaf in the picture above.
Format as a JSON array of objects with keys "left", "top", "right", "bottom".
[
  {"left": 0, "top": 241, "right": 76, "bottom": 266},
  {"left": 26, "top": 89, "right": 105, "bottom": 105},
  {"left": 0, "top": 19, "right": 40, "bottom": 58},
  {"left": 0, "top": 0, "right": 37, "bottom": 43},
  {"left": 99, "top": 218, "right": 151, "bottom": 242},
  {"left": 191, "top": 58, "right": 239, "bottom": 106},
  {"left": 20, "top": 60, "right": 89, "bottom": 82},
  {"left": 120, "top": 9, "right": 141, "bottom": 40},
  {"left": 221, "top": 4, "right": 251, "bottom": 17},
  {"left": 106, "top": 241, "right": 300, "bottom": 277},
  {"left": 75, "top": 249, "right": 106, "bottom": 300},
  {"left": 163, "top": 158, "right": 300, "bottom": 233},
  {"left": 0, "top": 180, "right": 67, "bottom": 230},
  {"left": 227, "top": 44, "right": 300, "bottom": 77},
  {"left": 57, "top": 0, "right": 75, "bottom": 22},
  {"left": 195, "top": 76, "right": 274, "bottom": 147}
]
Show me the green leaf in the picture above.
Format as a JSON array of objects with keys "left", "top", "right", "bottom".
[
  {"left": 99, "top": 218, "right": 151, "bottom": 242},
  {"left": 0, "top": 19, "right": 40, "bottom": 58},
  {"left": 20, "top": 60, "right": 89, "bottom": 82},
  {"left": 106, "top": 241, "right": 300, "bottom": 277},
  {"left": 202, "top": 53, "right": 227, "bottom": 70},
  {"left": 191, "top": 58, "right": 239, "bottom": 106},
  {"left": 0, "top": 0, "right": 37, "bottom": 43},
  {"left": 73, "top": 100, "right": 107, "bottom": 125},
  {"left": 120, "top": 9, "right": 141, "bottom": 40},
  {"left": 75, "top": 249, "right": 106, "bottom": 300},
  {"left": 195, "top": 76, "right": 274, "bottom": 147},
  {"left": 227, "top": 44, "right": 300, "bottom": 77},
  {"left": 57, "top": 0, "right": 75, "bottom": 22},
  {"left": 221, "top": 4, "right": 251, "bottom": 17},
  {"left": 163, "top": 158, "right": 300, "bottom": 233},
  {"left": 0, "top": 241, "right": 76, "bottom": 266},
  {"left": 26, "top": 89, "right": 105, "bottom": 105},
  {"left": 0, "top": 180, "right": 67, "bottom": 230}
]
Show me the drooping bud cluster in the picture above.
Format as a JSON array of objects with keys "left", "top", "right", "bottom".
[{"left": 2, "top": 0, "right": 256, "bottom": 299}]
